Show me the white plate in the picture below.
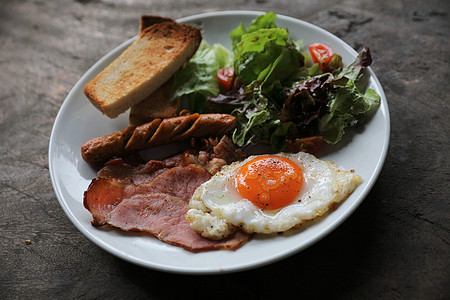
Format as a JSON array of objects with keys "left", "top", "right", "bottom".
[{"left": 49, "top": 11, "right": 389, "bottom": 274}]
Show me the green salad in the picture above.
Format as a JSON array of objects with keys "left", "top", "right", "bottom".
[{"left": 172, "top": 12, "right": 380, "bottom": 153}]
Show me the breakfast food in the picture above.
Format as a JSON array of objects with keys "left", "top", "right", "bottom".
[
  {"left": 83, "top": 20, "right": 202, "bottom": 118},
  {"left": 79, "top": 12, "right": 381, "bottom": 252},
  {"left": 138, "top": 15, "right": 174, "bottom": 34},
  {"left": 83, "top": 139, "right": 251, "bottom": 251},
  {"left": 129, "top": 78, "right": 179, "bottom": 126},
  {"left": 186, "top": 152, "right": 362, "bottom": 239},
  {"left": 129, "top": 16, "right": 181, "bottom": 126},
  {"left": 172, "top": 12, "right": 380, "bottom": 154},
  {"left": 81, "top": 113, "right": 238, "bottom": 163}
]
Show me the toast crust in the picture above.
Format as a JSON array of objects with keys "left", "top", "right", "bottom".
[
  {"left": 139, "top": 15, "right": 174, "bottom": 35},
  {"left": 83, "top": 21, "right": 202, "bottom": 118}
]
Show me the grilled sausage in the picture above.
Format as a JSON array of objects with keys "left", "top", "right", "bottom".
[{"left": 81, "top": 113, "right": 237, "bottom": 164}]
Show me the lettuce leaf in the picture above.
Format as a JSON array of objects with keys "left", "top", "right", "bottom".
[
  {"left": 229, "top": 85, "right": 272, "bottom": 146},
  {"left": 230, "top": 12, "right": 277, "bottom": 53},
  {"left": 224, "top": 12, "right": 306, "bottom": 149},
  {"left": 278, "top": 74, "right": 335, "bottom": 129},
  {"left": 318, "top": 80, "right": 380, "bottom": 143},
  {"left": 172, "top": 42, "right": 234, "bottom": 111},
  {"left": 276, "top": 47, "right": 380, "bottom": 146},
  {"left": 207, "top": 81, "right": 294, "bottom": 152},
  {"left": 234, "top": 28, "right": 303, "bottom": 86},
  {"left": 337, "top": 47, "right": 373, "bottom": 82},
  {"left": 318, "top": 47, "right": 380, "bottom": 143}
]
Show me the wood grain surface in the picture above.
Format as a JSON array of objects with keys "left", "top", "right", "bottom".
[{"left": 1, "top": 0, "right": 449, "bottom": 299}]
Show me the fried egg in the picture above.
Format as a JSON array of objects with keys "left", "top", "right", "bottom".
[{"left": 186, "top": 152, "right": 362, "bottom": 240}]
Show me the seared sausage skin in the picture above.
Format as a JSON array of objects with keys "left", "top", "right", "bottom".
[{"left": 81, "top": 113, "right": 237, "bottom": 164}]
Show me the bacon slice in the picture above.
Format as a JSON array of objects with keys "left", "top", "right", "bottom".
[{"left": 84, "top": 162, "right": 251, "bottom": 251}]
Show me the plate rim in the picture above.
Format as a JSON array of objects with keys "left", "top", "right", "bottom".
[{"left": 48, "top": 10, "right": 390, "bottom": 275}]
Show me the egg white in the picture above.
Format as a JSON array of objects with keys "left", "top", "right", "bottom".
[{"left": 186, "top": 152, "right": 362, "bottom": 239}]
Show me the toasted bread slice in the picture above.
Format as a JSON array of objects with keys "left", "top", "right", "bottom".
[
  {"left": 84, "top": 21, "right": 202, "bottom": 118},
  {"left": 129, "top": 78, "right": 179, "bottom": 126},
  {"left": 129, "top": 16, "right": 180, "bottom": 126}
]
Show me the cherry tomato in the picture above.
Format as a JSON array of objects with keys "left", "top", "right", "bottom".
[
  {"left": 217, "top": 67, "right": 235, "bottom": 90},
  {"left": 308, "top": 43, "right": 334, "bottom": 71}
]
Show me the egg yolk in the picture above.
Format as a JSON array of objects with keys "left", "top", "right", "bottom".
[{"left": 234, "top": 155, "right": 303, "bottom": 210}]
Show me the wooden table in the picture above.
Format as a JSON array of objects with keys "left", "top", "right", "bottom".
[{"left": 1, "top": 0, "right": 448, "bottom": 298}]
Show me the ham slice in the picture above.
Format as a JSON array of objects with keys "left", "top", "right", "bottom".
[
  {"left": 144, "top": 164, "right": 212, "bottom": 201},
  {"left": 84, "top": 161, "right": 250, "bottom": 251},
  {"left": 108, "top": 193, "right": 249, "bottom": 251},
  {"left": 84, "top": 158, "right": 171, "bottom": 225}
]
